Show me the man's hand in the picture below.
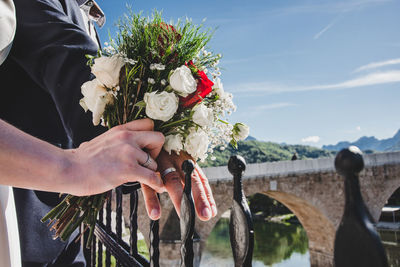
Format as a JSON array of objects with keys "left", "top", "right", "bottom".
[{"left": 157, "top": 150, "right": 217, "bottom": 221}]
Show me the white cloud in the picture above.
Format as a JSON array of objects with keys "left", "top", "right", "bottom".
[
  {"left": 354, "top": 58, "right": 400, "bottom": 72},
  {"left": 314, "top": 21, "right": 336, "bottom": 40},
  {"left": 356, "top": 126, "right": 361, "bottom": 131},
  {"left": 314, "top": 14, "right": 343, "bottom": 40},
  {"left": 272, "top": 0, "right": 392, "bottom": 16},
  {"left": 253, "top": 102, "right": 295, "bottom": 110},
  {"left": 301, "top": 136, "right": 321, "bottom": 143},
  {"left": 308, "top": 70, "right": 400, "bottom": 90},
  {"left": 232, "top": 70, "right": 400, "bottom": 95}
]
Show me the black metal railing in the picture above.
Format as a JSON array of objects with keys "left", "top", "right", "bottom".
[
  {"left": 228, "top": 155, "right": 254, "bottom": 267},
  {"left": 334, "top": 146, "right": 389, "bottom": 267},
  {"left": 83, "top": 156, "right": 255, "bottom": 267},
  {"left": 84, "top": 147, "right": 391, "bottom": 267}
]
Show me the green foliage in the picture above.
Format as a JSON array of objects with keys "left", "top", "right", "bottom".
[
  {"left": 103, "top": 9, "right": 220, "bottom": 132},
  {"left": 200, "top": 140, "right": 335, "bottom": 167},
  {"left": 205, "top": 218, "right": 308, "bottom": 265},
  {"left": 253, "top": 220, "right": 308, "bottom": 265},
  {"left": 137, "top": 239, "right": 149, "bottom": 259},
  {"left": 98, "top": 251, "right": 116, "bottom": 266},
  {"left": 248, "top": 193, "right": 290, "bottom": 217}
]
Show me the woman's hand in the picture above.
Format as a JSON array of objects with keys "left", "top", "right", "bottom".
[
  {"left": 0, "top": 118, "right": 165, "bottom": 220},
  {"left": 157, "top": 150, "right": 217, "bottom": 221}
]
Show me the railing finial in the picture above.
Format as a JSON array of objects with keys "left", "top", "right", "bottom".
[
  {"left": 228, "top": 155, "right": 246, "bottom": 176},
  {"left": 182, "top": 160, "right": 195, "bottom": 193},
  {"left": 334, "top": 145, "right": 364, "bottom": 176}
]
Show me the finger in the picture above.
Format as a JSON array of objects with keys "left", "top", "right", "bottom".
[
  {"left": 141, "top": 184, "right": 161, "bottom": 220},
  {"left": 87, "top": 119, "right": 155, "bottom": 147},
  {"left": 119, "top": 118, "right": 154, "bottom": 131},
  {"left": 191, "top": 169, "right": 212, "bottom": 221},
  {"left": 163, "top": 171, "right": 184, "bottom": 217},
  {"left": 136, "top": 149, "right": 157, "bottom": 171},
  {"left": 195, "top": 166, "right": 217, "bottom": 217},
  {"left": 126, "top": 164, "right": 164, "bottom": 192},
  {"left": 134, "top": 131, "right": 165, "bottom": 159}
]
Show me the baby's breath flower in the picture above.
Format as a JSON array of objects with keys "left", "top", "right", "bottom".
[
  {"left": 150, "top": 63, "right": 166, "bottom": 71},
  {"left": 124, "top": 58, "right": 137, "bottom": 65}
]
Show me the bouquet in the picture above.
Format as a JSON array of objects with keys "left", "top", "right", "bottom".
[{"left": 41, "top": 11, "right": 249, "bottom": 247}]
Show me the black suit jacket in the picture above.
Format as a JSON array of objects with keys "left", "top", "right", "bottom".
[{"left": 0, "top": 0, "right": 105, "bottom": 262}]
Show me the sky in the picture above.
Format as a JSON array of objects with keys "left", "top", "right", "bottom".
[{"left": 95, "top": 0, "right": 400, "bottom": 147}]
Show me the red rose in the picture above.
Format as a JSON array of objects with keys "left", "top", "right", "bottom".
[{"left": 180, "top": 62, "right": 214, "bottom": 108}]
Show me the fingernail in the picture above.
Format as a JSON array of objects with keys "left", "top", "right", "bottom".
[
  {"left": 150, "top": 208, "right": 160, "bottom": 219},
  {"left": 202, "top": 207, "right": 211, "bottom": 219},
  {"left": 211, "top": 205, "right": 218, "bottom": 217}
]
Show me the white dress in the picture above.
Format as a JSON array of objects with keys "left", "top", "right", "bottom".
[
  {"left": 0, "top": 0, "right": 21, "bottom": 266},
  {"left": 0, "top": 186, "right": 21, "bottom": 267}
]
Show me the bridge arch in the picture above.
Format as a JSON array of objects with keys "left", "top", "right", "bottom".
[
  {"left": 265, "top": 191, "right": 335, "bottom": 265},
  {"left": 131, "top": 151, "right": 400, "bottom": 267}
]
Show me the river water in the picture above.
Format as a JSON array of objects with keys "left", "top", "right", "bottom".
[{"left": 201, "top": 218, "right": 400, "bottom": 267}]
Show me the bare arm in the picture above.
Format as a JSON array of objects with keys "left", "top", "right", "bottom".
[{"left": 0, "top": 118, "right": 165, "bottom": 197}]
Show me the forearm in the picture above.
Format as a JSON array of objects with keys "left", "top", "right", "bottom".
[
  {"left": 0, "top": 119, "right": 166, "bottom": 197},
  {"left": 0, "top": 119, "right": 73, "bottom": 192}
]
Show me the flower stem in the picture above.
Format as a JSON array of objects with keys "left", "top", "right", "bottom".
[
  {"left": 218, "top": 118, "right": 229, "bottom": 125},
  {"left": 160, "top": 117, "right": 190, "bottom": 129}
]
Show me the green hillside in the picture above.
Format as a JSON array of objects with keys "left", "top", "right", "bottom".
[{"left": 200, "top": 140, "right": 335, "bottom": 167}]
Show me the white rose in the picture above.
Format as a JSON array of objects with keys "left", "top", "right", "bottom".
[
  {"left": 184, "top": 128, "right": 209, "bottom": 161},
  {"left": 144, "top": 91, "right": 179, "bottom": 122},
  {"left": 91, "top": 55, "right": 125, "bottom": 88},
  {"left": 80, "top": 79, "right": 114, "bottom": 126},
  {"left": 169, "top": 65, "right": 197, "bottom": 97},
  {"left": 213, "top": 77, "right": 225, "bottom": 97},
  {"left": 233, "top": 123, "right": 250, "bottom": 141},
  {"left": 164, "top": 134, "right": 183, "bottom": 155},
  {"left": 192, "top": 104, "right": 213, "bottom": 127}
]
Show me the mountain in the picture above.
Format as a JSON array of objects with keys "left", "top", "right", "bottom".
[
  {"left": 245, "top": 135, "right": 257, "bottom": 141},
  {"left": 200, "top": 140, "right": 335, "bottom": 167},
  {"left": 322, "top": 129, "right": 400, "bottom": 152}
]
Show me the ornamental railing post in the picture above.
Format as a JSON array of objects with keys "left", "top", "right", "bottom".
[
  {"left": 228, "top": 155, "right": 254, "bottom": 267},
  {"left": 334, "top": 146, "right": 389, "bottom": 267},
  {"left": 180, "top": 160, "right": 196, "bottom": 267},
  {"left": 150, "top": 204, "right": 160, "bottom": 267}
]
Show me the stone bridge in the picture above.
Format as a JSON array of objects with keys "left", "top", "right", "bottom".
[{"left": 120, "top": 151, "right": 400, "bottom": 266}]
